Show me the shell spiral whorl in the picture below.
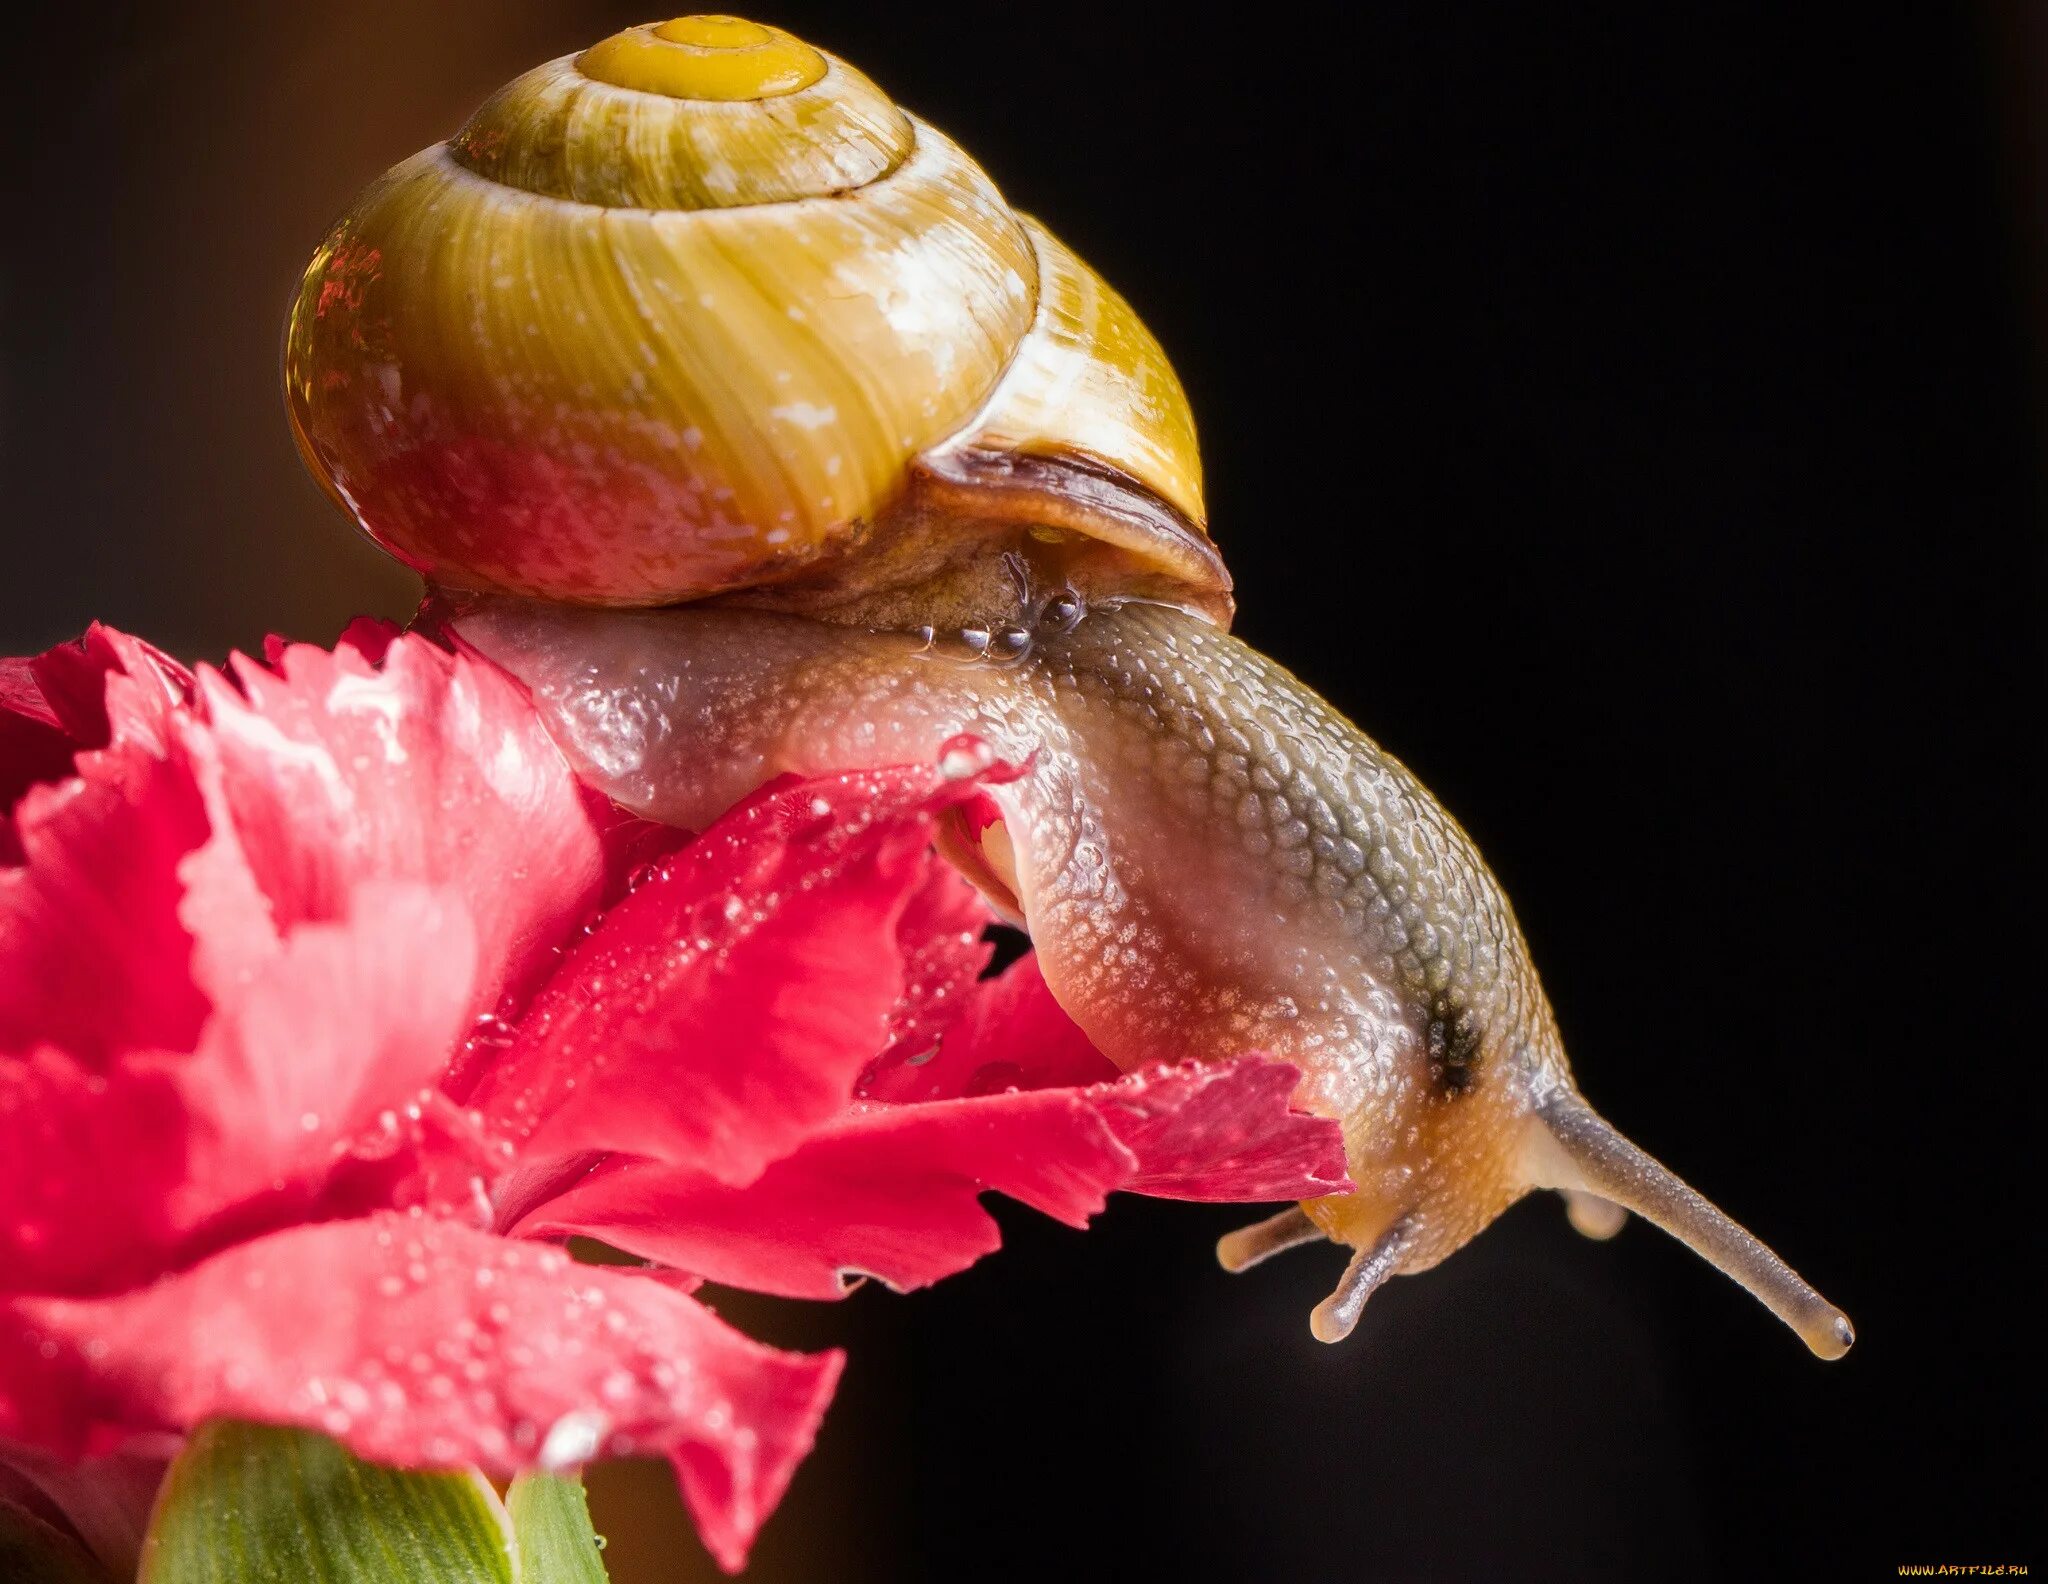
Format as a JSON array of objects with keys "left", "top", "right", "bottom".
[
  {"left": 463, "top": 18, "right": 899, "bottom": 210},
  {"left": 284, "top": 16, "right": 1223, "bottom": 615}
]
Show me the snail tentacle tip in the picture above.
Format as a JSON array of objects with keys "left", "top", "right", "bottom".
[
  {"left": 1563, "top": 1189, "right": 1628, "bottom": 1241},
  {"left": 1307, "top": 1304, "right": 1352, "bottom": 1346},
  {"left": 1216, "top": 1205, "right": 1323, "bottom": 1274},
  {"left": 1307, "top": 1221, "right": 1410, "bottom": 1345},
  {"left": 1809, "top": 1309, "right": 1856, "bottom": 1362}
]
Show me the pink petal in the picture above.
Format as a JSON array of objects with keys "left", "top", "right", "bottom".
[
  {"left": 523, "top": 1050, "right": 1347, "bottom": 1299},
  {"left": 263, "top": 616, "right": 401, "bottom": 672},
  {"left": 2, "top": 631, "right": 573, "bottom": 1292},
  {"left": 869, "top": 860, "right": 998, "bottom": 1076},
  {"left": 1, "top": 629, "right": 205, "bottom": 1057},
  {"left": 0, "top": 658, "right": 63, "bottom": 734},
  {"left": 860, "top": 954, "right": 1117, "bottom": 1105},
  {"left": 1086, "top": 1058, "right": 1353, "bottom": 1202},
  {"left": 331, "top": 617, "right": 403, "bottom": 666},
  {"left": 470, "top": 765, "right": 998, "bottom": 1182},
  {"left": 0, "top": 1215, "right": 840, "bottom": 1573},
  {"left": 178, "top": 883, "right": 479, "bottom": 1206},
  {"left": 0, "top": 662, "right": 80, "bottom": 824},
  {"left": 519, "top": 1089, "right": 1135, "bottom": 1299},
  {"left": 922, "top": 963, "right": 1350, "bottom": 1197},
  {"left": 0, "top": 744, "right": 210, "bottom": 1066},
  {"left": 0, "top": 1049, "right": 188, "bottom": 1295},
  {"left": 186, "top": 634, "right": 603, "bottom": 1016},
  {"left": 0, "top": 881, "right": 477, "bottom": 1296},
  {"left": 8, "top": 626, "right": 191, "bottom": 761}
]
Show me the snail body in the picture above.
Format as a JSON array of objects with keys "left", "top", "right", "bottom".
[
  {"left": 453, "top": 593, "right": 1545, "bottom": 1289},
  {"left": 288, "top": 18, "right": 1852, "bottom": 1356}
]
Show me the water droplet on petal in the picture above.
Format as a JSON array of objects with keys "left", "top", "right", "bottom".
[{"left": 538, "top": 1408, "right": 610, "bottom": 1472}]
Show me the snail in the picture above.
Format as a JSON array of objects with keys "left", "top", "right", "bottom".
[{"left": 283, "top": 15, "right": 1853, "bottom": 1358}]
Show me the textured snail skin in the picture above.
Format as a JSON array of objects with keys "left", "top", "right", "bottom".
[{"left": 451, "top": 592, "right": 1853, "bottom": 1356}]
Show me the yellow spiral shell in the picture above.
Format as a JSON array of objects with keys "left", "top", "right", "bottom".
[{"left": 283, "top": 16, "right": 1225, "bottom": 617}]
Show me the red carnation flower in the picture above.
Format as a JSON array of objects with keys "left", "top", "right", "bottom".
[{"left": 0, "top": 620, "right": 1347, "bottom": 1571}]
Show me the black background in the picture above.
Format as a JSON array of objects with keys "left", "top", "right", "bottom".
[{"left": 2, "top": 3, "right": 2039, "bottom": 1579}]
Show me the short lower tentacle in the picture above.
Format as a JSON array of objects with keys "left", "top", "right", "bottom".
[
  {"left": 1308, "top": 1219, "right": 1411, "bottom": 1344},
  {"left": 1216, "top": 1206, "right": 1325, "bottom": 1274}
]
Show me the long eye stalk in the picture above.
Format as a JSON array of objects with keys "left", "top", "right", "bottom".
[{"left": 1526, "top": 1095, "right": 1854, "bottom": 1359}]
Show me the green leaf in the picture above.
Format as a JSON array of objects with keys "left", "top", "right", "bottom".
[
  {"left": 507, "top": 1474, "right": 609, "bottom": 1584},
  {"left": 0, "top": 1494, "right": 118, "bottom": 1584},
  {"left": 138, "top": 1420, "right": 516, "bottom": 1584}
]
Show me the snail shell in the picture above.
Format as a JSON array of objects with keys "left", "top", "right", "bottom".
[{"left": 283, "top": 16, "right": 1225, "bottom": 618}]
